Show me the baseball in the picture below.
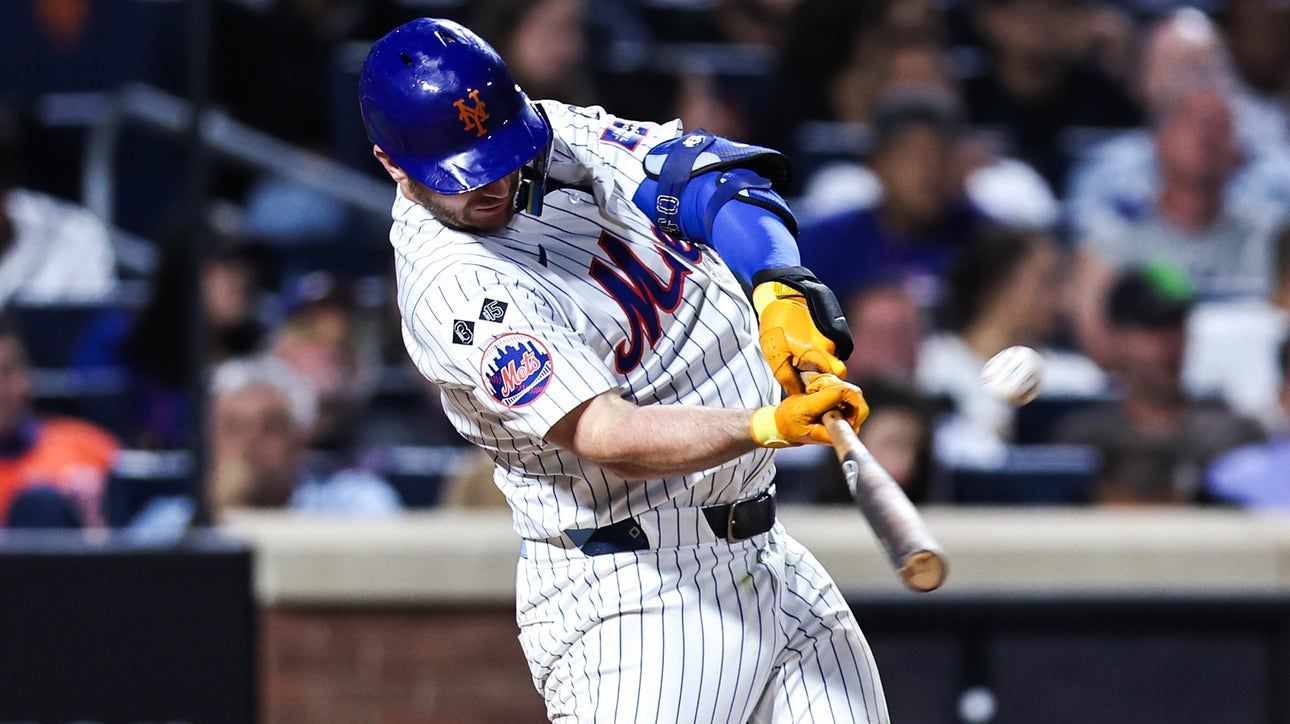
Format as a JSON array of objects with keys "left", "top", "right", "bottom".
[{"left": 980, "top": 345, "right": 1044, "bottom": 406}]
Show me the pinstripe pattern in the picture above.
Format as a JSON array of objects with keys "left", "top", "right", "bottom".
[
  {"left": 519, "top": 524, "right": 888, "bottom": 723},
  {"left": 388, "top": 101, "right": 887, "bottom": 722}
]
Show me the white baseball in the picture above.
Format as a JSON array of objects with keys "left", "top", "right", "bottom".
[{"left": 980, "top": 345, "right": 1044, "bottom": 406}]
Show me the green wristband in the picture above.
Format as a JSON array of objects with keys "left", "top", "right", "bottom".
[{"left": 750, "top": 405, "right": 794, "bottom": 448}]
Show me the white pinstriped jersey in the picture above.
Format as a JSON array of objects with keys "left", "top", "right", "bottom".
[{"left": 390, "top": 101, "right": 780, "bottom": 540}]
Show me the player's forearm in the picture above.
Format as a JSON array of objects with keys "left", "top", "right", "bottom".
[
  {"left": 547, "top": 391, "right": 758, "bottom": 479},
  {"left": 593, "top": 405, "right": 758, "bottom": 479}
]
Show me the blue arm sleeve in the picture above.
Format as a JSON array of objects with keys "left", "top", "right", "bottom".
[{"left": 631, "top": 171, "right": 800, "bottom": 285}]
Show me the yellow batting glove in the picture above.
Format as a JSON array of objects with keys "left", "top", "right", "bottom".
[
  {"left": 750, "top": 374, "right": 869, "bottom": 448},
  {"left": 754, "top": 281, "right": 848, "bottom": 396}
]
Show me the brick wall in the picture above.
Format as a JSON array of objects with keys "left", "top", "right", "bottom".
[{"left": 260, "top": 607, "right": 548, "bottom": 723}]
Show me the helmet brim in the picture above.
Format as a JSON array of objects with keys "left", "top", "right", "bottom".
[{"left": 397, "top": 100, "right": 552, "bottom": 195}]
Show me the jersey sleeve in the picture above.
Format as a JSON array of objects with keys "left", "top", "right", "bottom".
[
  {"left": 537, "top": 101, "right": 684, "bottom": 217},
  {"left": 402, "top": 267, "right": 620, "bottom": 441}
]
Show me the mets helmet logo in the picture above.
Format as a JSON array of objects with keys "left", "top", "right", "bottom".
[
  {"left": 454, "top": 89, "right": 490, "bottom": 137},
  {"left": 481, "top": 333, "right": 553, "bottom": 407}
]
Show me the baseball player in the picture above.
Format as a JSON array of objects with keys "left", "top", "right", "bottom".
[{"left": 359, "top": 18, "right": 888, "bottom": 723}]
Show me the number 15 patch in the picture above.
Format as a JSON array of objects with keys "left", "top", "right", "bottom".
[{"left": 480, "top": 298, "right": 508, "bottom": 322}]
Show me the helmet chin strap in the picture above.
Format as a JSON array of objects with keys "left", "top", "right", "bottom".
[{"left": 513, "top": 105, "right": 555, "bottom": 216}]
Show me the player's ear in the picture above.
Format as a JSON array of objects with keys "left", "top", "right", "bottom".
[{"left": 372, "top": 145, "right": 407, "bottom": 184}]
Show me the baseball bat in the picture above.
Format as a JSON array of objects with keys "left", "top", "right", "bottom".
[{"left": 809, "top": 374, "right": 949, "bottom": 592}]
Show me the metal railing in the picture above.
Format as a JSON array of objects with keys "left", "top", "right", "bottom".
[{"left": 35, "top": 82, "right": 392, "bottom": 228}]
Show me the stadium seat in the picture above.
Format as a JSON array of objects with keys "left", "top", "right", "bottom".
[
  {"left": 1013, "top": 393, "right": 1117, "bottom": 445},
  {"left": 947, "top": 444, "right": 1101, "bottom": 505},
  {"left": 8, "top": 301, "right": 131, "bottom": 370},
  {"left": 367, "top": 445, "right": 472, "bottom": 509},
  {"left": 103, "top": 449, "right": 194, "bottom": 528},
  {"left": 10, "top": 298, "right": 144, "bottom": 438}
]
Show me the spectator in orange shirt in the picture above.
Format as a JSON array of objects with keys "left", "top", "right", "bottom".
[{"left": 0, "top": 318, "right": 118, "bottom": 527}]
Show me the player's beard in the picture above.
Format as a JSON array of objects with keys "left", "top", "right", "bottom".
[{"left": 408, "top": 171, "right": 521, "bottom": 234}]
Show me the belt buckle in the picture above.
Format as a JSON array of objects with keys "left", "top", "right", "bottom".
[
  {"left": 724, "top": 493, "right": 764, "bottom": 542},
  {"left": 724, "top": 500, "right": 741, "bottom": 543}
]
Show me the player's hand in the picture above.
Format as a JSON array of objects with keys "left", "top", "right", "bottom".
[
  {"left": 755, "top": 281, "right": 848, "bottom": 395},
  {"left": 751, "top": 374, "right": 869, "bottom": 448}
]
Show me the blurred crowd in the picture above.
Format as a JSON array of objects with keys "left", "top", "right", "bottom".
[{"left": 3, "top": 0, "right": 1290, "bottom": 531}]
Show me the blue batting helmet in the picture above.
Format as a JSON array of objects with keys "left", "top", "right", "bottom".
[{"left": 358, "top": 18, "right": 551, "bottom": 194}]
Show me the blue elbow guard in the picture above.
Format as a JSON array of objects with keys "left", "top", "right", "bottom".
[
  {"left": 630, "top": 131, "right": 799, "bottom": 281},
  {"left": 632, "top": 131, "right": 794, "bottom": 238}
]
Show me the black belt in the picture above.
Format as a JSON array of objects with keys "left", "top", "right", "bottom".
[{"left": 566, "top": 490, "right": 776, "bottom": 556}]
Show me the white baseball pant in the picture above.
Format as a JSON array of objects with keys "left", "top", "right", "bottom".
[{"left": 517, "top": 516, "right": 889, "bottom": 723}]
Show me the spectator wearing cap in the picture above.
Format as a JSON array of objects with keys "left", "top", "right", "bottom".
[
  {"left": 1204, "top": 335, "right": 1290, "bottom": 508},
  {"left": 269, "top": 271, "right": 379, "bottom": 457},
  {"left": 206, "top": 355, "right": 400, "bottom": 518},
  {"left": 1053, "top": 264, "right": 1263, "bottom": 505},
  {"left": 796, "top": 87, "right": 994, "bottom": 308}
]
